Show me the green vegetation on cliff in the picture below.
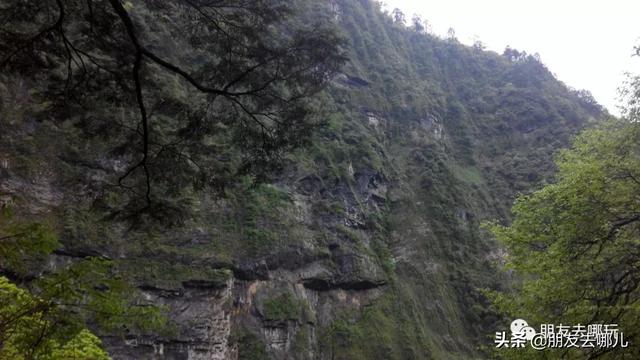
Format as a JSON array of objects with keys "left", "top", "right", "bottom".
[
  {"left": 309, "top": 1, "right": 603, "bottom": 358},
  {"left": 0, "top": 0, "right": 613, "bottom": 359}
]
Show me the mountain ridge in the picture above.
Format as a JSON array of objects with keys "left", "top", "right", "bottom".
[{"left": 0, "top": 0, "right": 604, "bottom": 359}]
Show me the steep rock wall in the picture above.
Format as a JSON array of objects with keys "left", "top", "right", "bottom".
[{"left": 0, "top": 0, "right": 604, "bottom": 359}]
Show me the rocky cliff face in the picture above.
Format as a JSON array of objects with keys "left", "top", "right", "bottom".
[{"left": 0, "top": 0, "right": 603, "bottom": 359}]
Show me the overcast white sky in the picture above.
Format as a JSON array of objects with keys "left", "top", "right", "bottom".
[{"left": 384, "top": 0, "right": 640, "bottom": 116}]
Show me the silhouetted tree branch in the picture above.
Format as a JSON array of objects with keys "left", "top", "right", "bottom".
[{"left": 0, "top": 0, "right": 346, "bottom": 216}]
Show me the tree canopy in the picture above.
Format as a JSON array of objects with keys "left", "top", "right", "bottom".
[
  {"left": 489, "top": 114, "right": 640, "bottom": 358},
  {"left": 0, "top": 0, "right": 345, "bottom": 216},
  {"left": 0, "top": 210, "right": 165, "bottom": 358}
]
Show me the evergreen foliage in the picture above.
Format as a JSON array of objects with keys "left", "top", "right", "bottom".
[
  {"left": 0, "top": 211, "right": 165, "bottom": 358},
  {"left": 0, "top": 0, "right": 346, "bottom": 217},
  {"left": 488, "top": 108, "right": 640, "bottom": 358},
  {"left": 0, "top": 0, "right": 616, "bottom": 358}
]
